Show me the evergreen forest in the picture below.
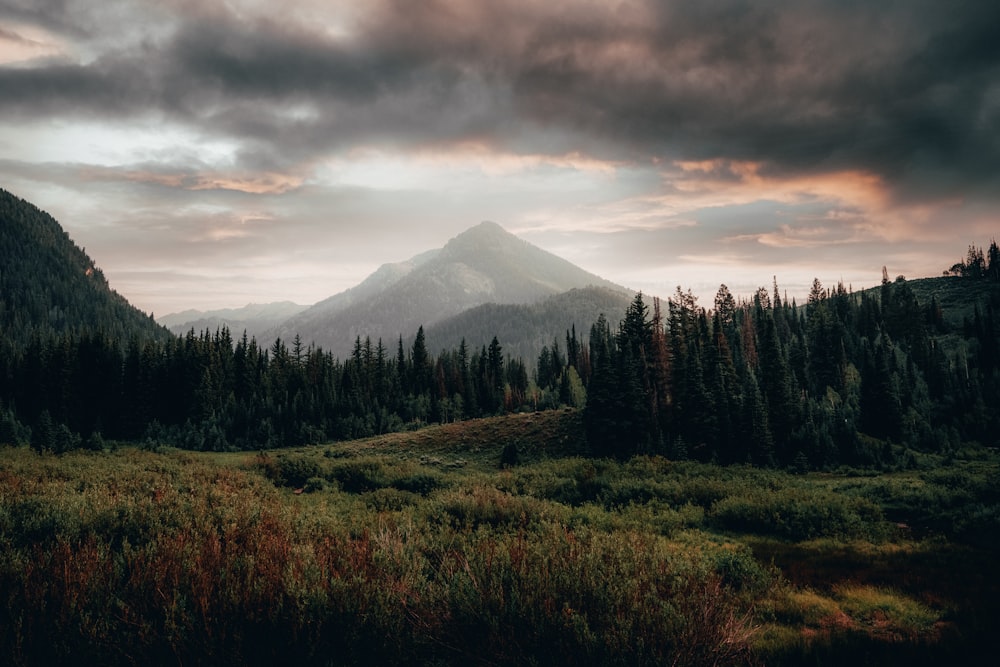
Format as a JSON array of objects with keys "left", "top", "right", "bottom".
[{"left": 2, "top": 245, "right": 998, "bottom": 471}]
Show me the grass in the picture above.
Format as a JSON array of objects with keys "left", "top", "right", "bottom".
[
  {"left": 1, "top": 408, "right": 997, "bottom": 665},
  {"left": 833, "top": 584, "right": 940, "bottom": 639}
]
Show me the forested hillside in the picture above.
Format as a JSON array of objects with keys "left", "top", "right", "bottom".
[
  {"left": 585, "top": 269, "right": 1000, "bottom": 467},
  {"left": 3, "top": 262, "right": 998, "bottom": 466},
  {"left": 0, "top": 189, "right": 170, "bottom": 349}
]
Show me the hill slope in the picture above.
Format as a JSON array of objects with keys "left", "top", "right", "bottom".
[
  {"left": 327, "top": 408, "right": 589, "bottom": 466},
  {"left": 899, "top": 276, "right": 1000, "bottom": 327},
  {"left": 270, "top": 221, "right": 627, "bottom": 357},
  {"left": 0, "top": 188, "right": 170, "bottom": 348}
]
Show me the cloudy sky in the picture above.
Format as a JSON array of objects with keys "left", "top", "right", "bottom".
[{"left": 2, "top": 0, "right": 998, "bottom": 315}]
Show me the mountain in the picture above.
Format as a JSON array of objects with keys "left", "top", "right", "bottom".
[
  {"left": 269, "top": 221, "right": 628, "bottom": 357},
  {"left": 158, "top": 301, "right": 309, "bottom": 339},
  {"left": 0, "top": 188, "right": 170, "bottom": 349},
  {"left": 422, "top": 286, "right": 634, "bottom": 361},
  {"left": 265, "top": 248, "right": 440, "bottom": 347}
]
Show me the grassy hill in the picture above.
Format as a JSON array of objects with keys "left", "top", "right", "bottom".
[{"left": 321, "top": 408, "right": 588, "bottom": 466}]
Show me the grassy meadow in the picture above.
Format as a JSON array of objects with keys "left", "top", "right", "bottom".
[{"left": 1, "top": 409, "right": 997, "bottom": 665}]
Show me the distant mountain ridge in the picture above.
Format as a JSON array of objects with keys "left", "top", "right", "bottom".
[
  {"left": 0, "top": 188, "right": 170, "bottom": 348},
  {"left": 158, "top": 301, "right": 309, "bottom": 339},
  {"left": 268, "top": 221, "right": 629, "bottom": 358}
]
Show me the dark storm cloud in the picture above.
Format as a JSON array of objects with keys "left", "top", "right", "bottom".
[
  {"left": 0, "top": 59, "right": 146, "bottom": 116},
  {"left": 374, "top": 0, "right": 1000, "bottom": 197},
  {"left": 2, "top": 0, "right": 998, "bottom": 197},
  {"left": 501, "top": 0, "right": 1000, "bottom": 195},
  {"left": 0, "top": 0, "right": 88, "bottom": 37},
  {"left": 0, "top": 2, "right": 482, "bottom": 157}
]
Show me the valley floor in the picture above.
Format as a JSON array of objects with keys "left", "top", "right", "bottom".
[{"left": 1, "top": 410, "right": 997, "bottom": 665}]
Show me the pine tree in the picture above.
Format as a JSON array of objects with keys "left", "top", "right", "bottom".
[
  {"left": 708, "top": 314, "right": 740, "bottom": 462},
  {"left": 987, "top": 239, "right": 1000, "bottom": 282},
  {"left": 714, "top": 284, "right": 737, "bottom": 330},
  {"left": 485, "top": 336, "right": 504, "bottom": 413},
  {"left": 741, "top": 370, "right": 774, "bottom": 464},
  {"left": 648, "top": 297, "right": 671, "bottom": 444},
  {"left": 860, "top": 337, "right": 903, "bottom": 442},
  {"left": 584, "top": 314, "right": 620, "bottom": 457},
  {"left": 757, "top": 312, "right": 798, "bottom": 463},
  {"left": 566, "top": 324, "right": 581, "bottom": 370},
  {"left": 31, "top": 409, "right": 55, "bottom": 453},
  {"left": 411, "top": 326, "right": 430, "bottom": 395},
  {"left": 806, "top": 299, "right": 845, "bottom": 395}
]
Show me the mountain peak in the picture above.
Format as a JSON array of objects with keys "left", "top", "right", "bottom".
[
  {"left": 446, "top": 220, "right": 515, "bottom": 244},
  {"left": 468, "top": 220, "right": 508, "bottom": 234},
  {"left": 272, "top": 221, "right": 627, "bottom": 357}
]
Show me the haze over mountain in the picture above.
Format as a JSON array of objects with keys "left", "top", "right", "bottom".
[
  {"left": 422, "top": 286, "right": 634, "bottom": 362},
  {"left": 0, "top": 188, "right": 170, "bottom": 349},
  {"left": 158, "top": 302, "right": 309, "bottom": 340},
  {"left": 269, "top": 221, "right": 629, "bottom": 358}
]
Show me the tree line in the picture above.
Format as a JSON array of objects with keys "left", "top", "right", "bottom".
[
  {"left": 584, "top": 270, "right": 999, "bottom": 468},
  {"left": 946, "top": 240, "right": 1000, "bottom": 281},
  {"left": 2, "top": 248, "right": 998, "bottom": 467},
  {"left": 0, "top": 323, "right": 571, "bottom": 451}
]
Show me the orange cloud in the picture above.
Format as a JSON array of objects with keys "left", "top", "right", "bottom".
[
  {"left": 187, "top": 172, "right": 304, "bottom": 194},
  {"left": 672, "top": 159, "right": 889, "bottom": 210},
  {"left": 663, "top": 159, "right": 974, "bottom": 246},
  {"left": 78, "top": 166, "right": 304, "bottom": 195}
]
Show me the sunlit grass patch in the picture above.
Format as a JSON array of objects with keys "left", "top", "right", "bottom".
[
  {"left": 834, "top": 584, "right": 941, "bottom": 640},
  {"left": 754, "top": 583, "right": 943, "bottom": 660},
  {"left": 773, "top": 588, "right": 850, "bottom": 628}
]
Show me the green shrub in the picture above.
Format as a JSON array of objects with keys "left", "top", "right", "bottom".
[
  {"left": 712, "top": 545, "right": 773, "bottom": 596},
  {"left": 710, "top": 488, "right": 885, "bottom": 541},
  {"left": 276, "top": 456, "right": 323, "bottom": 488},
  {"left": 328, "top": 458, "right": 388, "bottom": 493},
  {"left": 365, "top": 487, "right": 420, "bottom": 511},
  {"left": 391, "top": 471, "right": 445, "bottom": 496},
  {"left": 303, "top": 476, "right": 327, "bottom": 493}
]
